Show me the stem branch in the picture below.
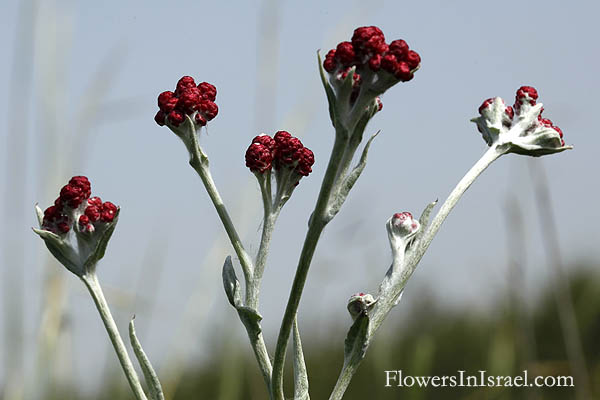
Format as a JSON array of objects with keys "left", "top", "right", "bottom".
[{"left": 82, "top": 273, "right": 147, "bottom": 400}]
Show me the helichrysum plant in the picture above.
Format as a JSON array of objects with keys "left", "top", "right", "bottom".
[{"left": 35, "top": 25, "right": 570, "bottom": 400}]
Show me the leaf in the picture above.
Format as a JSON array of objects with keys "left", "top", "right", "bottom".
[
  {"left": 343, "top": 312, "right": 370, "bottom": 366},
  {"left": 222, "top": 256, "right": 242, "bottom": 308},
  {"left": 129, "top": 318, "right": 165, "bottom": 400},
  {"left": 336, "top": 66, "right": 355, "bottom": 112},
  {"left": 418, "top": 200, "right": 438, "bottom": 233},
  {"left": 33, "top": 227, "right": 81, "bottom": 275},
  {"left": 293, "top": 319, "right": 310, "bottom": 400},
  {"left": 35, "top": 204, "right": 44, "bottom": 226},
  {"left": 317, "top": 51, "right": 339, "bottom": 128},
  {"left": 85, "top": 209, "right": 120, "bottom": 269},
  {"left": 327, "top": 132, "right": 379, "bottom": 220},
  {"left": 237, "top": 306, "right": 263, "bottom": 340}
]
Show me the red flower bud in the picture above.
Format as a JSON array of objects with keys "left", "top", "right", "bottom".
[
  {"left": 245, "top": 143, "right": 273, "bottom": 173},
  {"left": 101, "top": 202, "right": 118, "bottom": 222},
  {"left": 323, "top": 49, "right": 337, "bottom": 72},
  {"left": 296, "top": 147, "right": 315, "bottom": 176},
  {"left": 168, "top": 110, "right": 185, "bottom": 127},
  {"left": 175, "top": 76, "right": 196, "bottom": 95},
  {"left": 158, "top": 91, "right": 178, "bottom": 113},
  {"left": 395, "top": 62, "right": 413, "bottom": 81},
  {"left": 198, "top": 82, "right": 217, "bottom": 101},
  {"left": 199, "top": 100, "right": 218, "bottom": 121},
  {"left": 405, "top": 50, "right": 421, "bottom": 70},
  {"left": 389, "top": 39, "right": 408, "bottom": 58},
  {"left": 336, "top": 41, "right": 355, "bottom": 65},
  {"left": 154, "top": 111, "right": 166, "bottom": 126}
]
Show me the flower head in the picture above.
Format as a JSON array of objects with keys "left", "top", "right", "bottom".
[
  {"left": 471, "top": 86, "right": 572, "bottom": 156},
  {"left": 34, "top": 176, "right": 119, "bottom": 277},
  {"left": 386, "top": 212, "right": 420, "bottom": 255},
  {"left": 155, "top": 76, "right": 219, "bottom": 129},
  {"left": 323, "top": 26, "right": 421, "bottom": 107},
  {"left": 245, "top": 131, "right": 315, "bottom": 181}
]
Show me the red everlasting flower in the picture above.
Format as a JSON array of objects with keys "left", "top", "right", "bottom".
[
  {"left": 177, "top": 87, "right": 201, "bottom": 113},
  {"left": 245, "top": 143, "right": 274, "bottom": 173},
  {"left": 351, "top": 26, "right": 386, "bottom": 56},
  {"left": 297, "top": 147, "right": 315, "bottom": 176},
  {"left": 253, "top": 134, "right": 277, "bottom": 154},
  {"left": 395, "top": 62, "right": 413, "bottom": 81},
  {"left": 101, "top": 202, "right": 118, "bottom": 222},
  {"left": 478, "top": 98, "right": 495, "bottom": 114},
  {"left": 198, "top": 82, "right": 217, "bottom": 101},
  {"left": 156, "top": 76, "right": 219, "bottom": 128},
  {"left": 158, "top": 91, "right": 179, "bottom": 113},
  {"left": 322, "top": 26, "right": 421, "bottom": 106},
  {"left": 405, "top": 50, "right": 421, "bottom": 70},
  {"left": 324, "top": 49, "right": 337, "bottom": 72},
  {"left": 472, "top": 86, "right": 571, "bottom": 156},
  {"left": 168, "top": 110, "right": 185, "bottom": 127},
  {"left": 194, "top": 113, "right": 207, "bottom": 126},
  {"left": 246, "top": 131, "right": 315, "bottom": 181},
  {"left": 199, "top": 100, "right": 219, "bottom": 121},
  {"left": 154, "top": 111, "right": 166, "bottom": 126},
  {"left": 40, "top": 176, "right": 118, "bottom": 235},
  {"left": 505, "top": 106, "right": 514, "bottom": 119},
  {"left": 335, "top": 41, "right": 356, "bottom": 66},
  {"left": 514, "top": 85, "right": 539, "bottom": 111},
  {"left": 389, "top": 39, "right": 408, "bottom": 58},
  {"left": 175, "top": 76, "right": 196, "bottom": 95}
]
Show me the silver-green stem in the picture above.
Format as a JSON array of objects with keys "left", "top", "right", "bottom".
[
  {"left": 189, "top": 159, "right": 274, "bottom": 394},
  {"left": 272, "top": 133, "right": 348, "bottom": 399},
  {"left": 373, "top": 145, "right": 502, "bottom": 332},
  {"left": 81, "top": 272, "right": 147, "bottom": 400},
  {"left": 189, "top": 158, "right": 255, "bottom": 297},
  {"left": 329, "top": 360, "right": 361, "bottom": 400},
  {"left": 327, "top": 145, "right": 503, "bottom": 400}
]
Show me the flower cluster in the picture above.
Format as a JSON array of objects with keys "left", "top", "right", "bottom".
[
  {"left": 390, "top": 212, "right": 419, "bottom": 238},
  {"left": 323, "top": 26, "right": 421, "bottom": 104},
  {"left": 155, "top": 76, "right": 218, "bottom": 128},
  {"left": 42, "top": 176, "right": 117, "bottom": 235},
  {"left": 473, "top": 86, "right": 570, "bottom": 156},
  {"left": 245, "top": 131, "right": 315, "bottom": 178},
  {"left": 386, "top": 211, "right": 420, "bottom": 256}
]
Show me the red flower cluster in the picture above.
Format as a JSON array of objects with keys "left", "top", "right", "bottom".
[
  {"left": 478, "top": 86, "right": 565, "bottom": 146},
  {"left": 42, "top": 176, "right": 118, "bottom": 234},
  {"left": 155, "top": 76, "right": 218, "bottom": 128},
  {"left": 323, "top": 26, "right": 421, "bottom": 87},
  {"left": 245, "top": 131, "right": 314, "bottom": 177}
]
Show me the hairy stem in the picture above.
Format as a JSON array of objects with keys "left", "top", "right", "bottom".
[
  {"left": 328, "top": 145, "right": 503, "bottom": 400},
  {"left": 190, "top": 158, "right": 255, "bottom": 298},
  {"left": 246, "top": 173, "right": 273, "bottom": 309},
  {"left": 329, "top": 360, "right": 361, "bottom": 400},
  {"left": 373, "top": 145, "right": 502, "bottom": 332},
  {"left": 247, "top": 330, "right": 273, "bottom": 398},
  {"left": 81, "top": 273, "right": 147, "bottom": 400},
  {"left": 189, "top": 158, "right": 274, "bottom": 394},
  {"left": 271, "top": 133, "right": 348, "bottom": 399}
]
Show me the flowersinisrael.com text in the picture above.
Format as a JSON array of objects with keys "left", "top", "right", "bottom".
[{"left": 384, "top": 370, "right": 574, "bottom": 388}]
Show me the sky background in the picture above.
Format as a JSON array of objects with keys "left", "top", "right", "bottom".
[{"left": 1, "top": 0, "right": 599, "bottom": 395}]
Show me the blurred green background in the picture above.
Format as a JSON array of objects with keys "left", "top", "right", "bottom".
[{"left": 33, "top": 266, "right": 600, "bottom": 399}]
